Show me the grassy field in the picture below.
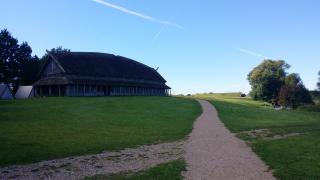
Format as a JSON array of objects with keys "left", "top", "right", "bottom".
[
  {"left": 0, "top": 97, "right": 201, "bottom": 167},
  {"left": 87, "top": 160, "right": 185, "bottom": 180},
  {"left": 194, "top": 93, "right": 320, "bottom": 179}
]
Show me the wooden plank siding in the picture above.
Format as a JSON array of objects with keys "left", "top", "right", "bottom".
[{"left": 35, "top": 85, "right": 168, "bottom": 97}]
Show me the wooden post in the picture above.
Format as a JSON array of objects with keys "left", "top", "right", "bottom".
[
  {"left": 58, "top": 86, "right": 61, "bottom": 96},
  {"left": 83, "top": 85, "right": 85, "bottom": 96},
  {"left": 75, "top": 84, "right": 78, "bottom": 96},
  {"left": 66, "top": 86, "right": 69, "bottom": 96},
  {"left": 34, "top": 87, "right": 37, "bottom": 97},
  {"left": 77, "top": 84, "right": 79, "bottom": 96},
  {"left": 49, "top": 86, "right": 52, "bottom": 96}
]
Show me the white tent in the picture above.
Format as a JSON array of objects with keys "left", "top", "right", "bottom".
[
  {"left": 0, "top": 84, "right": 14, "bottom": 100},
  {"left": 15, "top": 86, "right": 35, "bottom": 99}
]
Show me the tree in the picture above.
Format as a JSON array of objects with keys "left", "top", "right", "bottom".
[
  {"left": 38, "top": 46, "right": 71, "bottom": 69},
  {"left": 21, "top": 55, "right": 41, "bottom": 85},
  {"left": 317, "top": 71, "right": 320, "bottom": 90},
  {"left": 248, "top": 60, "right": 290, "bottom": 102},
  {"left": 278, "top": 73, "right": 313, "bottom": 108},
  {"left": 37, "top": 46, "right": 70, "bottom": 72},
  {"left": 0, "top": 29, "right": 19, "bottom": 86},
  {"left": 40, "top": 46, "right": 70, "bottom": 61},
  {"left": 0, "top": 29, "right": 40, "bottom": 92}
]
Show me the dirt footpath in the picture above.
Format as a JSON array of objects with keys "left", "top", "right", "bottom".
[{"left": 183, "top": 100, "right": 275, "bottom": 180}]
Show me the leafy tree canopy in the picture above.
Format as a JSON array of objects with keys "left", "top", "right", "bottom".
[
  {"left": 40, "top": 46, "right": 70, "bottom": 61},
  {"left": 248, "top": 60, "right": 290, "bottom": 101},
  {"left": 285, "top": 73, "right": 302, "bottom": 87},
  {"left": 0, "top": 29, "right": 40, "bottom": 92}
]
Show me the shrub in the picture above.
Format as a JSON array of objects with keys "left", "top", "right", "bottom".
[
  {"left": 278, "top": 85, "right": 313, "bottom": 109},
  {"left": 297, "top": 104, "right": 320, "bottom": 112},
  {"left": 278, "top": 74, "right": 313, "bottom": 109}
]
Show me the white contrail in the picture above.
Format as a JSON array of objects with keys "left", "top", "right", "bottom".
[
  {"left": 92, "top": 0, "right": 183, "bottom": 29},
  {"left": 153, "top": 25, "right": 167, "bottom": 40},
  {"left": 237, "top": 48, "right": 268, "bottom": 59}
]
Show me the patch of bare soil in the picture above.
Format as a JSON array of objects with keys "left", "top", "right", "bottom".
[
  {"left": 0, "top": 141, "right": 185, "bottom": 180},
  {"left": 241, "top": 129, "right": 304, "bottom": 140}
]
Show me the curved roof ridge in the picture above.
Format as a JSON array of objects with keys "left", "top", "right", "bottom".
[{"left": 49, "top": 52, "right": 167, "bottom": 83}]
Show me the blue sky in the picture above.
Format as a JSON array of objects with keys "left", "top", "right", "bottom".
[{"left": 1, "top": 0, "right": 320, "bottom": 94}]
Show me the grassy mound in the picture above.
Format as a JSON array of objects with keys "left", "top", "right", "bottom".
[{"left": 0, "top": 97, "right": 201, "bottom": 167}]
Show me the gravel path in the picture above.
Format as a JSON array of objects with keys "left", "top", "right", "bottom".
[
  {"left": 183, "top": 100, "right": 275, "bottom": 180},
  {"left": 0, "top": 141, "right": 184, "bottom": 180}
]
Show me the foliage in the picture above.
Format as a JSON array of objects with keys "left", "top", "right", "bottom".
[
  {"left": 278, "top": 73, "right": 313, "bottom": 108},
  {"left": 38, "top": 46, "right": 71, "bottom": 71},
  {"left": 247, "top": 60, "right": 289, "bottom": 102},
  {"left": 87, "top": 160, "right": 186, "bottom": 180},
  {"left": 193, "top": 93, "right": 320, "bottom": 179},
  {"left": 297, "top": 104, "right": 320, "bottom": 112},
  {"left": 0, "top": 97, "right": 201, "bottom": 167},
  {"left": 310, "top": 90, "right": 320, "bottom": 98},
  {"left": 317, "top": 71, "right": 320, "bottom": 91},
  {"left": 248, "top": 60, "right": 313, "bottom": 108},
  {"left": 0, "top": 29, "right": 40, "bottom": 92},
  {"left": 40, "top": 46, "right": 70, "bottom": 61}
]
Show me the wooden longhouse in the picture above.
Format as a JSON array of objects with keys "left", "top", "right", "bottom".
[{"left": 33, "top": 52, "right": 171, "bottom": 97}]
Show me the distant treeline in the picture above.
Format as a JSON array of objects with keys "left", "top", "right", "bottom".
[{"left": 0, "top": 28, "right": 69, "bottom": 93}]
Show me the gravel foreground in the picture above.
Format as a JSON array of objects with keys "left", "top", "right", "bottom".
[
  {"left": 182, "top": 100, "right": 275, "bottom": 180},
  {"left": 0, "top": 141, "right": 184, "bottom": 180}
]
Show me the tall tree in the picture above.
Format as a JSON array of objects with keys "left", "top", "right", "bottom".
[
  {"left": 247, "top": 60, "right": 290, "bottom": 102},
  {"left": 0, "top": 29, "right": 19, "bottom": 85},
  {"left": 0, "top": 29, "right": 40, "bottom": 92},
  {"left": 317, "top": 71, "right": 320, "bottom": 91}
]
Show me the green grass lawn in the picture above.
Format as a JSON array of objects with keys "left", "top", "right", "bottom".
[
  {"left": 194, "top": 93, "right": 320, "bottom": 179},
  {"left": 87, "top": 160, "right": 186, "bottom": 180},
  {"left": 0, "top": 97, "right": 201, "bottom": 167}
]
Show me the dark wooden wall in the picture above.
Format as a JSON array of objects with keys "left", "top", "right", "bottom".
[{"left": 35, "top": 85, "right": 169, "bottom": 97}]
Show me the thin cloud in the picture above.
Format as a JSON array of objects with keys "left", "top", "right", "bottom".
[
  {"left": 92, "top": 0, "right": 183, "bottom": 29},
  {"left": 237, "top": 48, "right": 268, "bottom": 59},
  {"left": 153, "top": 25, "right": 167, "bottom": 40}
]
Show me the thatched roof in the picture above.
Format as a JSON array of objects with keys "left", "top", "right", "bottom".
[
  {"left": 53, "top": 52, "right": 165, "bottom": 82},
  {"left": 35, "top": 52, "right": 170, "bottom": 89}
]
